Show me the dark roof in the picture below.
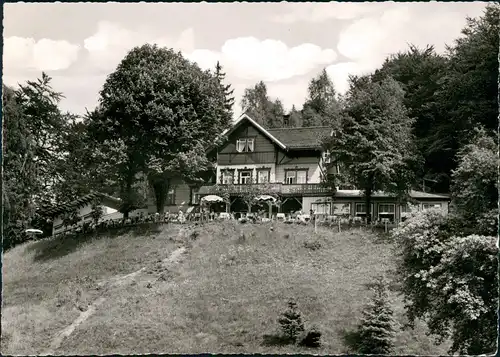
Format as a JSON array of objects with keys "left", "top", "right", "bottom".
[
  {"left": 267, "top": 126, "right": 331, "bottom": 150},
  {"left": 206, "top": 114, "right": 332, "bottom": 153},
  {"left": 40, "top": 191, "right": 122, "bottom": 217}
]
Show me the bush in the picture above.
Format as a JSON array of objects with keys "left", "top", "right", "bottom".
[
  {"left": 392, "top": 209, "right": 498, "bottom": 355},
  {"left": 300, "top": 326, "right": 322, "bottom": 348},
  {"left": 303, "top": 240, "right": 321, "bottom": 251},
  {"left": 278, "top": 299, "right": 305, "bottom": 343},
  {"left": 356, "top": 276, "right": 396, "bottom": 354}
]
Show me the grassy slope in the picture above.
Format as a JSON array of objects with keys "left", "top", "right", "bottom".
[{"left": 2, "top": 222, "right": 449, "bottom": 355}]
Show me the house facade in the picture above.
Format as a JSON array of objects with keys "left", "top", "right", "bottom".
[{"left": 196, "top": 114, "right": 450, "bottom": 221}]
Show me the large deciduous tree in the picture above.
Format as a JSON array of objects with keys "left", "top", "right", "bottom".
[
  {"left": 324, "top": 76, "right": 421, "bottom": 223},
  {"left": 373, "top": 45, "right": 449, "bottom": 192},
  {"left": 302, "top": 68, "right": 340, "bottom": 127},
  {"left": 241, "top": 81, "right": 285, "bottom": 128},
  {"left": 92, "top": 44, "right": 232, "bottom": 215}
]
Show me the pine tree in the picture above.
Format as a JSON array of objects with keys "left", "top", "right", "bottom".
[
  {"left": 357, "top": 277, "right": 396, "bottom": 354},
  {"left": 215, "top": 61, "right": 235, "bottom": 112},
  {"left": 278, "top": 299, "right": 305, "bottom": 342},
  {"left": 302, "top": 68, "right": 340, "bottom": 127}
]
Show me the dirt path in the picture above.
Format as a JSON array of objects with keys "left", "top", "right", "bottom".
[{"left": 42, "top": 245, "right": 187, "bottom": 355}]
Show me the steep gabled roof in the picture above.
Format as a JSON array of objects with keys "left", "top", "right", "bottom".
[
  {"left": 267, "top": 126, "right": 331, "bottom": 150},
  {"left": 207, "top": 114, "right": 330, "bottom": 153}
]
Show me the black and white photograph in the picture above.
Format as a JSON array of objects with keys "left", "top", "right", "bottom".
[{"left": 2, "top": 1, "right": 498, "bottom": 355}]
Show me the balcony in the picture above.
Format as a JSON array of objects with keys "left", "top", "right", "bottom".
[
  {"left": 217, "top": 151, "right": 276, "bottom": 165},
  {"left": 198, "top": 182, "right": 333, "bottom": 196}
]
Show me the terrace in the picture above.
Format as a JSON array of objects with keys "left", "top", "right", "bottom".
[{"left": 197, "top": 183, "right": 333, "bottom": 197}]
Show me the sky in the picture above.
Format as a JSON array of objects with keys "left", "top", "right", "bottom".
[{"left": 3, "top": 1, "right": 489, "bottom": 119}]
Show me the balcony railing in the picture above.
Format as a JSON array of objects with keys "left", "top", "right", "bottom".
[
  {"left": 199, "top": 182, "right": 333, "bottom": 196},
  {"left": 217, "top": 151, "right": 276, "bottom": 165}
]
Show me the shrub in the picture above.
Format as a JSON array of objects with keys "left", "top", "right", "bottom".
[
  {"left": 356, "top": 276, "right": 396, "bottom": 354},
  {"left": 278, "top": 299, "right": 305, "bottom": 343},
  {"left": 392, "top": 209, "right": 498, "bottom": 355},
  {"left": 303, "top": 240, "right": 321, "bottom": 251},
  {"left": 300, "top": 326, "right": 322, "bottom": 348}
]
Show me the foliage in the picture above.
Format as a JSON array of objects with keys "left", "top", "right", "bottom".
[
  {"left": 355, "top": 276, "right": 396, "bottom": 354},
  {"left": 287, "top": 105, "right": 303, "bottom": 127},
  {"left": 324, "top": 76, "right": 421, "bottom": 223},
  {"left": 2, "top": 75, "right": 68, "bottom": 249},
  {"left": 393, "top": 209, "right": 498, "bottom": 355},
  {"left": 91, "top": 44, "right": 232, "bottom": 214},
  {"left": 61, "top": 208, "right": 80, "bottom": 231},
  {"left": 214, "top": 61, "right": 235, "bottom": 112},
  {"left": 299, "top": 326, "right": 322, "bottom": 348},
  {"left": 90, "top": 198, "right": 104, "bottom": 225},
  {"left": 451, "top": 127, "right": 498, "bottom": 235},
  {"left": 373, "top": 45, "right": 449, "bottom": 192},
  {"left": 302, "top": 68, "right": 340, "bottom": 127},
  {"left": 241, "top": 81, "right": 285, "bottom": 128},
  {"left": 278, "top": 299, "right": 305, "bottom": 342}
]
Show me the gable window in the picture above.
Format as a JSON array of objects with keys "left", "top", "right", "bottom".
[
  {"left": 239, "top": 170, "right": 252, "bottom": 184},
  {"left": 285, "top": 169, "right": 308, "bottom": 184},
  {"left": 257, "top": 169, "right": 271, "bottom": 183},
  {"left": 166, "top": 187, "right": 176, "bottom": 205},
  {"left": 221, "top": 170, "right": 234, "bottom": 184},
  {"left": 236, "top": 138, "right": 255, "bottom": 152}
]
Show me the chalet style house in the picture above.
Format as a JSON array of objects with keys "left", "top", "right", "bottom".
[{"left": 191, "top": 114, "right": 450, "bottom": 221}]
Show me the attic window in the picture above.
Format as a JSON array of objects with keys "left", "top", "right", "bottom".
[{"left": 236, "top": 138, "right": 255, "bottom": 152}]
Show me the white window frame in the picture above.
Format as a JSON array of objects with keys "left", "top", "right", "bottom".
[
  {"left": 222, "top": 170, "right": 234, "bottom": 184},
  {"left": 296, "top": 170, "right": 307, "bottom": 184},
  {"left": 257, "top": 169, "right": 270, "bottom": 183},
  {"left": 285, "top": 171, "right": 296, "bottom": 184},
  {"left": 311, "top": 202, "right": 330, "bottom": 215},
  {"left": 355, "top": 203, "right": 374, "bottom": 215},
  {"left": 422, "top": 203, "right": 442, "bottom": 210},
  {"left": 239, "top": 170, "right": 252, "bottom": 185},
  {"left": 166, "top": 187, "right": 176, "bottom": 205},
  {"left": 378, "top": 203, "right": 395, "bottom": 222},
  {"left": 236, "top": 138, "right": 255, "bottom": 153},
  {"left": 333, "top": 203, "right": 351, "bottom": 216}
]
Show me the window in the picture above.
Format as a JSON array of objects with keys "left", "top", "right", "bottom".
[
  {"left": 378, "top": 203, "right": 395, "bottom": 222},
  {"left": 311, "top": 202, "right": 330, "bottom": 214},
  {"left": 239, "top": 170, "right": 252, "bottom": 184},
  {"left": 236, "top": 138, "right": 255, "bottom": 152},
  {"left": 333, "top": 203, "right": 351, "bottom": 216},
  {"left": 422, "top": 203, "right": 442, "bottom": 210},
  {"left": 285, "top": 169, "right": 308, "bottom": 184},
  {"left": 257, "top": 169, "right": 270, "bottom": 183},
  {"left": 221, "top": 170, "right": 234, "bottom": 184},
  {"left": 166, "top": 187, "right": 176, "bottom": 205},
  {"left": 322, "top": 151, "right": 331, "bottom": 164},
  {"left": 355, "top": 203, "right": 374, "bottom": 215}
]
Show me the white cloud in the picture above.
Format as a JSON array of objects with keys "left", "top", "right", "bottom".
[
  {"left": 3, "top": 36, "right": 80, "bottom": 72},
  {"left": 271, "top": 2, "right": 384, "bottom": 23},
  {"left": 188, "top": 37, "right": 336, "bottom": 82},
  {"left": 83, "top": 21, "right": 195, "bottom": 71},
  {"left": 331, "top": 4, "right": 486, "bottom": 94}
]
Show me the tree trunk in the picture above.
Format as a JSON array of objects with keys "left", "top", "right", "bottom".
[{"left": 152, "top": 177, "right": 168, "bottom": 214}]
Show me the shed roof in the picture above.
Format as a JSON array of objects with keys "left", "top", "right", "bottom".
[{"left": 40, "top": 191, "right": 122, "bottom": 217}]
